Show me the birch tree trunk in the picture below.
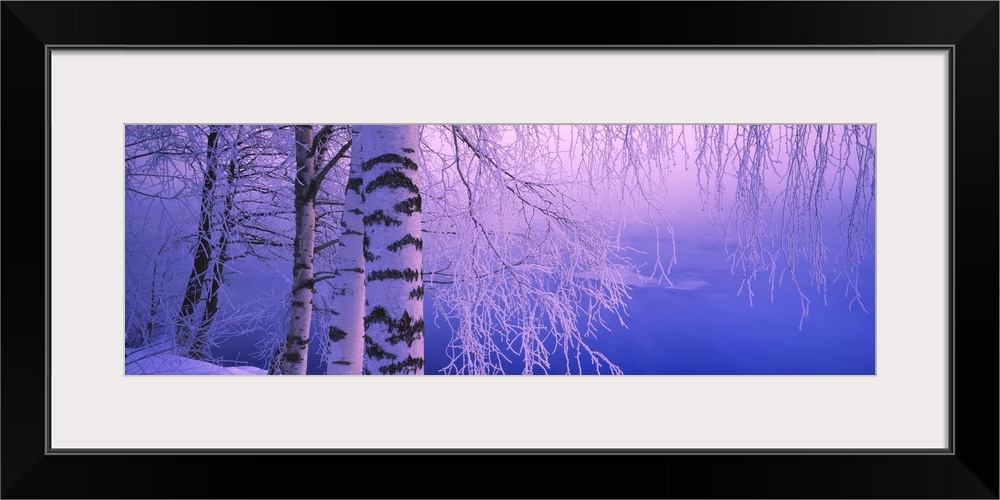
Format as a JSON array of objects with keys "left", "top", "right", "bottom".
[
  {"left": 359, "top": 125, "right": 425, "bottom": 375},
  {"left": 190, "top": 159, "right": 238, "bottom": 360},
  {"left": 326, "top": 127, "right": 366, "bottom": 374},
  {"left": 175, "top": 126, "right": 219, "bottom": 355},
  {"left": 280, "top": 125, "right": 318, "bottom": 374}
]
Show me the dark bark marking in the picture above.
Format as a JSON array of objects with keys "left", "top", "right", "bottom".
[
  {"left": 364, "top": 335, "right": 396, "bottom": 361},
  {"left": 392, "top": 196, "right": 422, "bottom": 215},
  {"left": 293, "top": 279, "right": 316, "bottom": 293},
  {"left": 363, "top": 210, "right": 402, "bottom": 227},
  {"left": 385, "top": 311, "right": 424, "bottom": 348},
  {"left": 360, "top": 153, "right": 418, "bottom": 173},
  {"left": 365, "top": 170, "right": 419, "bottom": 195},
  {"left": 386, "top": 234, "right": 422, "bottom": 252},
  {"left": 328, "top": 326, "right": 348, "bottom": 342},
  {"left": 365, "top": 307, "right": 423, "bottom": 348},
  {"left": 346, "top": 177, "right": 363, "bottom": 194},
  {"left": 363, "top": 234, "right": 378, "bottom": 262},
  {"left": 367, "top": 268, "right": 421, "bottom": 282},
  {"left": 378, "top": 355, "right": 424, "bottom": 375}
]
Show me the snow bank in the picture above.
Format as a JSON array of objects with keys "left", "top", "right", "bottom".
[{"left": 126, "top": 347, "right": 266, "bottom": 375}]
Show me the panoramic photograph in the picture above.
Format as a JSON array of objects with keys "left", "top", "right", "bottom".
[{"left": 124, "top": 124, "right": 875, "bottom": 375}]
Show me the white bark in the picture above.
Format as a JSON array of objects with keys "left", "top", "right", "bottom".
[
  {"left": 280, "top": 125, "right": 317, "bottom": 375},
  {"left": 359, "top": 125, "right": 424, "bottom": 375},
  {"left": 326, "top": 127, "right": 366, "bottom": 375}
]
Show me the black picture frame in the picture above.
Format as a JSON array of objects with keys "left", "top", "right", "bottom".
[{"left": 3, "top": 2, "right": 996, "bottom": 498}]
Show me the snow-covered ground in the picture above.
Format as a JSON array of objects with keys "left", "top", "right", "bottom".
[{"left": 126, "top": 344, "right": 266, "bottom": 375}]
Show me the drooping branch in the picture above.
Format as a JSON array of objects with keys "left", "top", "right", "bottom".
[
  {"left": 423, "top": 125, "right": 633, "bottom": 375},
  {"left": 689, "top": 124, "right": 876, "bottom": 328}
]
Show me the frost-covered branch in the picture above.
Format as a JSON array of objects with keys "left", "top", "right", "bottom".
[{"left": 688, "top": 125, "right": 876, "bottom": 328}]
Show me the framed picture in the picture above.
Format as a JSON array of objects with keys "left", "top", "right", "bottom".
[{"left": 3, "top": 2, "right": 995, "bottom": 498}]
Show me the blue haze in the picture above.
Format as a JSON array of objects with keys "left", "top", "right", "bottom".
[{"left": 202, "top": 211, "right": 876, "bottom": 375}]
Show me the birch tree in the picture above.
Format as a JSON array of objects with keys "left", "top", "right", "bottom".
[
  {"left": 277, "top": 125, "right": 319, "bottom": 374},
  {"left": 357, "top": 125, "right": 425, "bottom": 375},
  {"left": 321, "top": 124, "right": 681, "bottom": 374},
  {"left": 174, "top": 125, "right": 297, "bottom": 359},
  {"left": 172, "top": 126, "right": 223, "bottom": 356},
  {"left": 127, "top": 124, "right": 310, "bottom": 367},
  {"left": 277, "top": 125, "right": 353, "bottom": 375},
  {"left": 324, "top": 126, "right": 366, "bottom": 374},
  {"left": 189, "top": 146, "right": 238, "bottom": 358},
  {"left": 125, "top": 124, "right": 236, "bottom": 358}
]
